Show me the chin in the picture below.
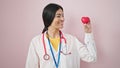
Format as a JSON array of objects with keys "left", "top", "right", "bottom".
[
  {"left": 57, "top": 27, "right": 63, "bottom": 30},
  {"left": 60, "top": 26, "right": 64, "bottom": 29}
]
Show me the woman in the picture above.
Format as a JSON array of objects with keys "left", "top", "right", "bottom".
[{"left": 26, "top": 3, "right": 97, "bottom": 68}]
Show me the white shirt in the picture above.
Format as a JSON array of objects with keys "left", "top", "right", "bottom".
[{"left": 25, "top": 33, "right": 97, "bottom": 68}]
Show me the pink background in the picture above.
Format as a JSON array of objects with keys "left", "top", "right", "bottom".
[{"left": 0, "top": 0, "right": 120, "bottom": 68}]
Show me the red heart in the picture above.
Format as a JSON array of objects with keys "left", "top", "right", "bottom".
[{"left": 81, "top": 17, "right": 90, "bottom": 24}]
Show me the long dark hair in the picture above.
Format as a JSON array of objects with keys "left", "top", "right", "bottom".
[{"left": 42, "top": 3, "right": 63, "bottom": 33}]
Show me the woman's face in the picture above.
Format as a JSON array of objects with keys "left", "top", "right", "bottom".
[{"left": 49, "top": 9, "right": 64, "bottom": 30}]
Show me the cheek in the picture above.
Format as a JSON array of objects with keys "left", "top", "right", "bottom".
[
  {"left": 52, "top": 19, "right": 62, "bottom": 27},
  {"left": 51, "top": 21, "right": 59, "bottom": 27},
  {"left": 54, "top": 20, "right": 60, "bottom": 25},
  {"left": 56, "top": 21, "right": 60, "bottom": 25}
]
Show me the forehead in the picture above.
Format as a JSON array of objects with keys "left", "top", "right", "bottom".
[{"left": 56, "top": 9, "right": 63, "bottom": 14}]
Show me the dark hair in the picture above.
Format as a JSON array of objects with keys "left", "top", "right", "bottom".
[{"left": 42, "top": 3, "right": 63, "bottom": 33}]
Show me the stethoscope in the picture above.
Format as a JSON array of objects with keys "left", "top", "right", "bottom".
[{"left": 42, "top": 31, "right": 71, "bottom": 61}]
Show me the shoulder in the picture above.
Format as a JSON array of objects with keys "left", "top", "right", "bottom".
[
  {"left": 63, "top": 32, "right": 75, "bottom": 38},
  {"left": 63, "top": 32, "right": 77, "bottom": 40},
  {"left": 63, "top": 32, "right": 81, "bottom": 44},
  {"left": 30, "top": 34, "right": 42, "bottom": 43}
]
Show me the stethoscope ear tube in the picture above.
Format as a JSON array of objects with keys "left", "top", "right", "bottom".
[
  {"left": 60, "top": 31, "right": 67, "bottom": 44},
  {"left": 60, "top": 51, "right": 71, "bottom": 55}
]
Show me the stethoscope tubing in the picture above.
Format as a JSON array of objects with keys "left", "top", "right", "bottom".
[
  {"left": 42, "top": 31, "right": 71, "bottom": 61},
  {"left": 42, "top": 33, "right": 50, "bottom": 60}
]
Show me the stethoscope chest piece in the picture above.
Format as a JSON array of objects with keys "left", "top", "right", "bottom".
[{"left": 43, "top": 54, "right": 50, "bottom": 60}]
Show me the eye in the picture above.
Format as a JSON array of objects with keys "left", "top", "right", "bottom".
[
  {"left": 56, "top": 15, "right": 61, "bottom": 18},
  {"left": 56, "top": 14, "right": 64, "bottom": 18}
]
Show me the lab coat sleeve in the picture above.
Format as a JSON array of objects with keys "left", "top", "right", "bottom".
[
  {"left": 76, "top": 33, "right": 97, "bottom": 62},
  {"left": 25, "top": 40, "right": 40, "bottom": 68}
]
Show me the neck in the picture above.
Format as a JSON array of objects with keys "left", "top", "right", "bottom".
[{"left": 47, "top": 27, "right": 60, "bottom": 38}]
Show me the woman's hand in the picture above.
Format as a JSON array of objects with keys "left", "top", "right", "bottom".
[{"left": 83, "top": 22, "right": 92, "bottom": 33}]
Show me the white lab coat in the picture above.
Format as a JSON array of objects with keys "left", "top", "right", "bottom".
[{"left": 25, "top": 32, "right": 97, "bottom": 68}]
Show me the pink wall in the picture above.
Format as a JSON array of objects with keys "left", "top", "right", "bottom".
[{"left": 0, "top": 0, "right": 120, "bottom": 68}]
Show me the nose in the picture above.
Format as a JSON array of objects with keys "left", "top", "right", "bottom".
[{"left": 61, "top": 17, "right": 64, "bottom": 22}]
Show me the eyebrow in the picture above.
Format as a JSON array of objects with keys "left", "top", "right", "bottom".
[
  {"left": 56, "top": 13, "right": 64, "bottom": 15},
  {"left": 56, "top": 14, "right": 62, "bottom": 15}
]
